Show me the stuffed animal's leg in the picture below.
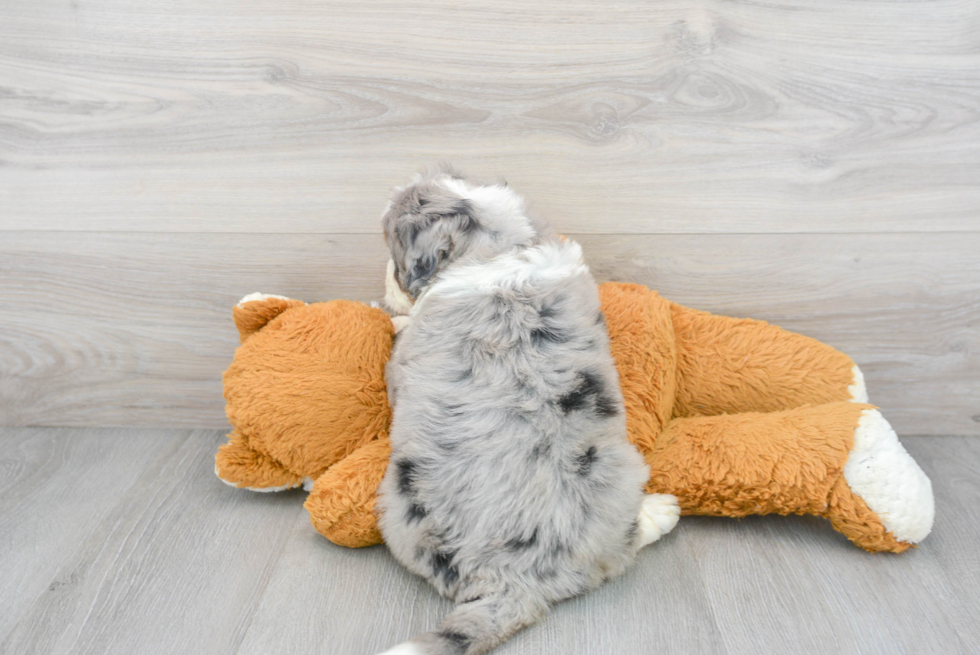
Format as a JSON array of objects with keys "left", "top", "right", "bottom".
[
  {"left": 645, "top": 402, "right": 933, "bottom": 553},
  {"left": 215, "top": 429, "right": 308, "bottom": 491},
  {"left": 304, "top": 438, "right": 391, "bottom": 548},
  {"left": 669, "top": 302, "right": 867, "bottom": 417}
]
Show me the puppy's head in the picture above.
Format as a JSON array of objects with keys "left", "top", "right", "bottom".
[{"left": 382, "top": 165, "right": 553, "bottom": 309}]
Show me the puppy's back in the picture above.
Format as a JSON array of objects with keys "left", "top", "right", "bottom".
[{"left": 378, "top": 241, "right": 649, "bottom": 654}]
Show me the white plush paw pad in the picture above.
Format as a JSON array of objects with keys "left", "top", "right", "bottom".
[
  {"left": 213, "top": 465, "right": 302, "bottom": 493},
  {"left": 377, "top": 642, "right": 424, "bottom": 655},
  {"left": 391, "top": 315, "right": 412, "bottom": 334},
  {"left": 844, "top": 409, "right": 935, "bottom": 543},
  {"left": 637, "top": 493, "right": 681, "bottom": 547},
  {"left": 236, "top": 292, "right": 290, "bottom": 307},
  {"left": 848, "top": 364, "right": 869, "bottom": 403}
]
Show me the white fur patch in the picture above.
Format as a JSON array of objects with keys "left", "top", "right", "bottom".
[
  {"left": 376, "top": 643, "right": 424, "bottom": 655},
  {"left": 636, "top": 493, "right": 681, "bottom": 547},
  {"left": 214, "top": 464, "right": 304, "bottom": 493},
  {"left": 391, "top": 315, "right": 411, "bottom": 334},
  {"left": 385, "top": 258, "right": 414, "bottom": 316},
  {"left": 418, "top": 240, "right": 589, "bottom": 312},
  {"left": 844, "top": 409, "right": 934, "bottom": 543},
  {"left": 236, "top": 292, "right": 290, "bottom": 308},
  {"left": 848, "top": 364, "right": 869, "bottom": 403},
  {"left": 437, "top": 176, "right": 537, "bottom": 246}
]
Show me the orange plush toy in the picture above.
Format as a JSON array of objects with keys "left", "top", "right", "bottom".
[{"left": 216, "top": 284, "right": 934, "bottom": 554}]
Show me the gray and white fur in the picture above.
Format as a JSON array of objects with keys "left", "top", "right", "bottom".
[{"left": 376, "top": 165, "right": 679, "bottom": 655}]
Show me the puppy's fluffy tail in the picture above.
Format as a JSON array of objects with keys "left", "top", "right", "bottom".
[{"left": 376, "top": 586, "right": 545, "bottom": 655}]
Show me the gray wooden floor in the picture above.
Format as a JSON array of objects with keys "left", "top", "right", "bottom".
[{"left": 1, "top": 428, "right": 976, "bottom": 655}]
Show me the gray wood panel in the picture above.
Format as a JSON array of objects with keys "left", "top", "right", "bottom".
[
  {"left": 0, "top": 428, "right": 306, "bottom": 655},
  {"left": 0, "top": 427, "right": 188, "bottom": 638},
  {"left": 1, "top": 0, "right": 978, "bottom": 234},
  {"left": 2, "top": 231, "right": 977, "bottom": 434},
  {"left": 0, "top": 428, "right": 976, "bottom": 654}
]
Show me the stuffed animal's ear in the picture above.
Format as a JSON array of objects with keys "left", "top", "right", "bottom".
[{"left": 233, "top": 293, "right": 306, "bottom": 343}]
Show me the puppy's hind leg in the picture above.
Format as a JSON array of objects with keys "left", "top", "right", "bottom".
[{"left": 635, "top": 494, "right": 680, "bottom": 548}]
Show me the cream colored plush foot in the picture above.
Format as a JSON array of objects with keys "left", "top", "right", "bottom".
[
  {"left": 848, "top": 364, "right": 869, "bottom": 403},
  {"left": 637, "top": 493, "right": 681, "bottom": 547},
  {"left": 844, "top": 409, "right": 934, "bottom": 544}
]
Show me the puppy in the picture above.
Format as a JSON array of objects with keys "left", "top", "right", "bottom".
[{"left": 376, "top": 166, "right": 679, "bottom": 655}]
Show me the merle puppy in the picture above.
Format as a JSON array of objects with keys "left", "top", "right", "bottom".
[{"left": 376, "top": 166, "right": 680, "bottom": 655}]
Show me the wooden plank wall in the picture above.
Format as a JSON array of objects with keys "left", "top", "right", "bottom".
[{"left": 1, "top": 0, "right": 978, "bottom": 434}]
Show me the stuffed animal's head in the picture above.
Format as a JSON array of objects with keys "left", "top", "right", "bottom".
[{"left": 217, "top": 295, "right": 394, "bottom": 489}]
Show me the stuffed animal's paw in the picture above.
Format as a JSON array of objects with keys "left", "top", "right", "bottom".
[
  {"left": 636, "top": 493, "right": 680, "bottom": 547},
  {"left": 848, "top": 365, "right": 869, "bottom": 403},
  {"left": 843, "top": 409, "right": 934, "bottom": 545}
]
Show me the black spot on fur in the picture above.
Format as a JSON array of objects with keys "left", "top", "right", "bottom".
[
  {"left": 594, "top": 393, "right": 620, "bottom": 418},
  {"left": 577, "top": 446, "right": 598, "bottom": 476},
  {"left": 558, "top": 372, "right": 602, "bottom": 413},
  {"left": 407, "top": 503, "right": 427, "bottom": 523},
  {"left": 396, "top": 459, "right": 417, "bottom": 495},
  {"left": 539, "top": 304, "right": 557, "bottom": 319},
  {"left": 439, "top": 630, "right": 471, "bottom": 653},
  {"left": 432, "top": 549, "right": 459, "bottom": 585},
  {"left": 558, "top": 371, "right": 620, "bottom": 417},
  {"left": 506, "top": 527, "right": 539, "bottom": 550},
  {"left": 531, "top": 325, "right": 568, "bottom": 345},
  {"left": 595, "top": 312, "right": 606, "bottom": 326},
  {"left": 460, "top": 595, "right": 483, "bottom": 604}
]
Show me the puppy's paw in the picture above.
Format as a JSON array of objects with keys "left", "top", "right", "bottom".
[
  {"left": 636, "top": 493, "right": 680, "bottom": 547},
  {"left": 391, "top": 315, "right": 411, "bottom": 334}
]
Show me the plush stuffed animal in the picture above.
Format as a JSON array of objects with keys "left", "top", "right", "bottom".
[{"left": 216, "top": 284, "right": 934, "bottom": 554}]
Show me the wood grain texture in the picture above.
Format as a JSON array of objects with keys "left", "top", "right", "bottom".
[
  {"left": 2, "top": 231, "right": 977, "bottom": 434},
  {"left": 0, "top": 428, "right": 306, "bottom": 655},
  {"left": 1, "top": 0, "right": 978, "bottom": 233},
  {"left": 0, "top": 427, "right": 188, "bottom": 639},
  {"left": 0, "top": 429, "right": 976, "bottom": 654}
]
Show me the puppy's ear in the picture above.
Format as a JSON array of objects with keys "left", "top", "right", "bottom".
[
  {"left": 384, "top": 185, "right": 480, "bottom": 298},
  {"left": 406, "top": 253, "right": 439, "bottom": 292}
]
